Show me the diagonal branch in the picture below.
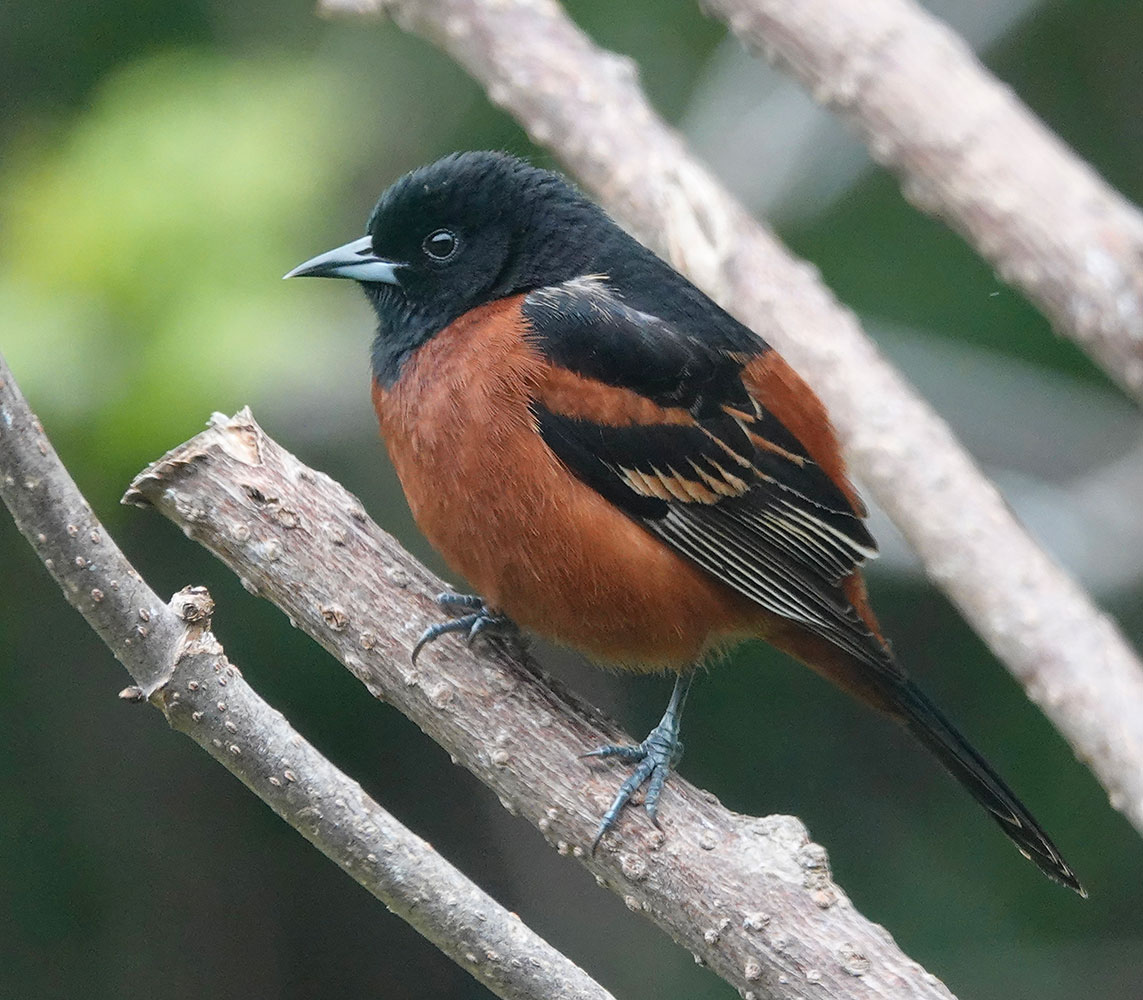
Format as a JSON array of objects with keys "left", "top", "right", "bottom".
[
  {"left": 0, "top": 355, "right": 615, "bottom": 1000},
  {"left": 320, "top": 0, "right": 1143, "bottom": 839},
  {"left": 125, "top": 406, "right": 957, "bottom": 1000},
  {"left": 701, "top": 0, "right": 1143, "bottom": 403}
]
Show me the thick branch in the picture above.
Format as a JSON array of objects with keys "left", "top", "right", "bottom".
[
  {"left": 0, "top": 357, "right": 615, "bottom": 1000},
  {"left": 703, "top": 0, "right": 1143, "bottom": 402},
  {"left": 322, "top": 0, "right": 1143, "bottom": 837},
  {"left": 126, "top": 408, "right": 956, "bottom": 1000}
]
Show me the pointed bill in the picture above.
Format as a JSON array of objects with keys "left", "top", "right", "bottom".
[{"left": 284, "top": 235, "right": 404, "bottom": 283}]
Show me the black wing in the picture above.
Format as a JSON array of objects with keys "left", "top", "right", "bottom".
[{"left": 524, "top": 277, "right": 891, "bottom": 671}]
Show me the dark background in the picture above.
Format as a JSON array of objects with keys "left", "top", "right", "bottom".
[{"left": 2, "top": 1, "right": 1141, "bottom": 997}]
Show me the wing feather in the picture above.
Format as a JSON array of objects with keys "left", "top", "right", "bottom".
[{"left": 525, "top": 278, "right": 890, "bottom": 670}]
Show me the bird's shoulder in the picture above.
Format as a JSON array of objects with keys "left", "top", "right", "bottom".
[
  {"left": 521, "top": 274, "right": 865, "bottom": 522},
  {"left": 522, "top": 273, "right": 756, "bottom": 407}
]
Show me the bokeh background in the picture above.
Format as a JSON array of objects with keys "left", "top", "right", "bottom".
[{"left": 2, "top": 0, "right": 1141, "bottom": 997}]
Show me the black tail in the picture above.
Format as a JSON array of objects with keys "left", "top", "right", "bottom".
[{"left": 893, "top": 677, "right": 1085, "bottom": 896}]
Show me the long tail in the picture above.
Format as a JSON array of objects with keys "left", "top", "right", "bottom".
[
  {"left": 892, "top": 676, "right": 1085, "bottom": 896},
  {"left": 768, "top": 615, "right": 1084, "bottom": 893}
]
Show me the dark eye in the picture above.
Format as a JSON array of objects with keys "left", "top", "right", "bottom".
[{"left": 422, "top": 229, "right": 458, "bottom": 261}]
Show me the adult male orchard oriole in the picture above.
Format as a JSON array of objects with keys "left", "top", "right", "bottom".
[{"left": 287, "top": 150, "right": 1082, "bottom": 894}]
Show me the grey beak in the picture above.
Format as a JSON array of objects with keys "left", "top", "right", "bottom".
[{"left": 284, "top": 235, "right": 404, "bottom": 284}]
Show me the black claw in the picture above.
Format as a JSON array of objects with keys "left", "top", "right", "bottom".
[
  {"left": 411, "top": 613, "right": 481, "bottom": 665},
  {"left": 411, "top": 593, "right": 519, "bottom": 664}
]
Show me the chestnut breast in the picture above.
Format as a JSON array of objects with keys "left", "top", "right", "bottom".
[{"left": 370, "top": 296, "right": 759, "bottom": 668}]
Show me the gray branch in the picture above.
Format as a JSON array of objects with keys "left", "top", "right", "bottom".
[
  {"left": 702, "top": 0, "right": 1143, "bottom": 403},
  {"left": 125, "top": 407, "right": 956, "bottom": 1000},
  {"left": 0, "top": 355, "right": 615, "bottom": 1000},
  {"left": 320, "top": 0, "right": 1143, "bottom": 838}
]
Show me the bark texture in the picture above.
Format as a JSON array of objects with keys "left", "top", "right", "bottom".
[
  {"left": 125, "top": 407, "right": 958, "bottom": 1000},
  {"left": 0, "top": 356, "right": 615, "bottom": 1000}
]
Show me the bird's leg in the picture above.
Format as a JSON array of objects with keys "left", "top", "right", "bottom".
[
  {"left": 411, "top": 592, "right": 519, "bottom": 664},
  {"left": 583, "top": 672, "right": 694, "bottom": 849}
]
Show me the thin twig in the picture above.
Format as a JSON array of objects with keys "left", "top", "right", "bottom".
[
  {"left": 702, "top": 0, "right": 1143, "bottom": 402},
  {"left": 126, "top": 407, "right": 957, "bottom": 1000},
  {"left": 0, "top": 355, "right": 616, "bottom": 1000},
  {"left": 320, "top": 0, "right": 1143, "bottom": 838}
]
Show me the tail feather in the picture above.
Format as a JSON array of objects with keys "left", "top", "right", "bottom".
[
  {"left": 765, "top": 620, "right": 1084, "bottom": 893},
  {"left": 895, "top": 678, "right": 1085, "bottom": 896}
]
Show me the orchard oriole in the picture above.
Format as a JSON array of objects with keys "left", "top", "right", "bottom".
[{"left": 287, "top": 151, "right": 1082, "bottom": 894}]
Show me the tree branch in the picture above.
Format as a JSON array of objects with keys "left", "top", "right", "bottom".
[
  {"left": 320, "top": 0, "right": 1143, "bottom": 838},
  {"left": 125, "top": 407, "right": 957, "bottom": 1000},
  {"left": 701, "top": 0, "right": 1143, "bottom": 403},
  {"left": 0, "top": 355, "right": 616, "bottom": 1000}
]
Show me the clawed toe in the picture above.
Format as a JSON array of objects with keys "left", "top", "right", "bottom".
[
  {"left": 436, "top": 592, "right": 485, "bottom": 612},
  {"left": 587, "top": 745, "right": 675, "bottom": 850},
  {"left": 411, "top": 592, "right": 519, "bottom": 664},
  {"left": 585, "top": 674, "right": 693, "bottom": 849}
]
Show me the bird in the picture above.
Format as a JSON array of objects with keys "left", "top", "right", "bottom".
[{"left": 286, "top": 150, "right": 1083, "bottom": 895}]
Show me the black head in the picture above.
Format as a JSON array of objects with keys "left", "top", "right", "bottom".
[{"left": 286, "top": 151, "right": 620, "bottom": 383}]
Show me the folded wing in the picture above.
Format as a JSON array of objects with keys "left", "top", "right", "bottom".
[{"left": 524, "top": 277, "right": 893, "bottom": 675}]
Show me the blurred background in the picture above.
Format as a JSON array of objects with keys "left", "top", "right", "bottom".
[{"left": 2, "top": 0, "right": 1141, "bottom": 996}]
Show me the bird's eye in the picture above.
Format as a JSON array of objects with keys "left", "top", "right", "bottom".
[{"left": 422, "top": 229, "right": 458, "bottom": 261}]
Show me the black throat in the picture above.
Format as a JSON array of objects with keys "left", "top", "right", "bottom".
[{"left": 365, "top": 283, "right": 451, "bottom": 387}]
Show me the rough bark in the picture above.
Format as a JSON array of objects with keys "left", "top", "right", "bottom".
[
  {"left": 124, "top": 407, "right": 957, "bottom": 1000},
  {"left": 0, "top": 356, "right": 615, "bottom": 1000}
]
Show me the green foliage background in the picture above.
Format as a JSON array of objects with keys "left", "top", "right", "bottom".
[{"left": 2, "top": 1, "right": 1141, "bottom": 997}]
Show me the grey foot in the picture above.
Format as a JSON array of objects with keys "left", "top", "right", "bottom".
[
  {"left": 583, "top": 673, "right": 692, "bottom": 849},
  {"left": 411, "top": 592, "right": 518, "bottom": 665}
]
